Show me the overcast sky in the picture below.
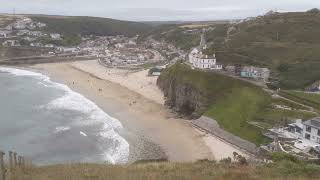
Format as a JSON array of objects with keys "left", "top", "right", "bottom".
[{"left": 0, "top": 0, "right": 320, "bottom": 21}]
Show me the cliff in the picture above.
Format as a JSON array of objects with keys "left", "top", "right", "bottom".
[{"left": 157, "top": 63, "right": 271, "bottom": 144}]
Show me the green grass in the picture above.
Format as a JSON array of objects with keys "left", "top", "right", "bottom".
[
  {"left": 152, "top": 10, "right": 320, "bottom": 89},
  {"left": 257, "top": 108, "right": 316, "bottom": 127},
  {"left": 279, "top": 90, "right": 320, "bottom": 111},
  {"left": 159, "top": 63, "right": 318, "bottom": 145},
  {"left": 205, "top": 87, "right": 271, "bottom": 145},
  {"left": 14, "top": 160, "right": 320, "bottom": 180},
  {"left": 159, "top": 63, "right": 273, "bottom": 144},
  {"left": 153, "top": 28, "right": 200, "bottom": 51},
  {"left": 271, "top": 98, "right": 309, "bottom": 110}
]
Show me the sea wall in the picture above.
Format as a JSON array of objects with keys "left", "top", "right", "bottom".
[{"left": 191, "top": 116, "right": 258, "bottom": 155}]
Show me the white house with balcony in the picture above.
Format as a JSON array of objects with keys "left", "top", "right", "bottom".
[
  {"left": 188, "top": 29, "right": 223, "bottom": 70},
  {"left": 188, "top": 49, "right": 222, "bottom": 70}
]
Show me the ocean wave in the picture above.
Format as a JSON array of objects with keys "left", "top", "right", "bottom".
[
  {"left": 80, "top": 131, "right": 88, "bottom": 137},
  {"left": 0, "top": 66, "right": 129, "bottom": 164},
  {"left": 54, "top": 126, "right": 71, "bottom": 133}
]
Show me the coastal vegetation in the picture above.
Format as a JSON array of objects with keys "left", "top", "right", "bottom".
[
  {"left": 29, "top": 15, "right": 152, "bottom": 46},
  {"left": 279, "top": 90, "right": 320, "bottom": 111},
  {"left": 14, "top": 156, "right": 320, "bottom": 180},
  {"left": 153, "top": 10, "right": 320, "bottom": 89},
  {"left": 158, "top": 63, "right": 317, "bottom": 144}
]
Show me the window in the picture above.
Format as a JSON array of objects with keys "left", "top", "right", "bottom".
[
  {"left": 306, "top": 126, "right": 311, "bottom": 133},
  {"left": 318, "top": 129, "right": 320, "bottom": 136},
  {"left": 305, "top": 133, "right": 311, "bottom": 140},
  {"left": 296, "top": 128, "right": 302, "bottom": 134}
]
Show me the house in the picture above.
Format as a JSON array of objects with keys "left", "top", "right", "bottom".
[
  {"left": 188, "top": 30, "right": 223, "bottom": 70},
  {"left": 50, "top": 33, "right": 62, "bottom": 40},
  {"left": 0, "top": 31, "right": 10, "bottom": 38},
  {"left": 303, "top": 117, "right": 320, "bottom": 143},
  {"left": 225, "top": 65, "right": 236, "bottom": 74},
  {"left": 30, "top": 42, "right": 43, "bottom": 47},
  {"left": 240, "top": 66, "right": 270, "bottom": 82},
  {"left": 189, "top": 51, "right": 222, "bottom": 70},
  {"left": 148, "top": 66, "right": 164, "bottom": 76},
  {"left": 28, "top": 31, "right": 44, "bottom": 37},
  {"left": 2, "top": 40, "right": 20, "bottom": 47},
  {"left": 36, "top": 22, "right": 47, "bottom": 28},
  {"left": 17, "top": 30, "right": 30, "bottom": 36}
]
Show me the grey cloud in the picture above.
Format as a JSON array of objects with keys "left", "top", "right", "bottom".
[{"left": 0, "top": 0, "right": 320, "bottom": 21}]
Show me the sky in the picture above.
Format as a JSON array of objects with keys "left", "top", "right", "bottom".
[{"left": 0, "top": 0, "right": 320, "bottom": 21}]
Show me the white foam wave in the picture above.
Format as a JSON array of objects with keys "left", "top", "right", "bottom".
[
  {"left": 80, "top": 131, "right": 88, "bottom": 137},
  {"left": 54, "top": 126, "right": 71, "bottom": 133},
  {"left": 0, "top": 66, "right": 129, "bottom": 164}
]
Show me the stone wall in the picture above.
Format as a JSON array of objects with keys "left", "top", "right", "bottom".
[{"left": 191, "top": 116, "right": 258, "bottom": 155}]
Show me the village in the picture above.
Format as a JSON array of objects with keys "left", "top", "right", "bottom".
[{"left": 2, "top": 15, "right": 320, "bottom": 161}]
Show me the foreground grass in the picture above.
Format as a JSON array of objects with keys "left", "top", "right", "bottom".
[
  {"left": 205, "top": 87, "right": 271, "bottom": 145},
  {"left": 16, "top": 160, "right": 320, "bottom": 180}
]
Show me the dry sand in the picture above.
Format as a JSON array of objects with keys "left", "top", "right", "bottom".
[{"left": 29, "top": 60, "right": 248, "bottom": 162}]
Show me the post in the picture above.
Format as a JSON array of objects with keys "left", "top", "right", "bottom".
[
  {"left": 13, "top": 152, "right": 17, "bottom": 168},
  {"left": 21, "top": 157, "right": 25, "bottom": 169},
  {"left": 8, "top": 152, "right": 13, "bottom": 170},
  {"left": 0, "top": 151, "right": 5, "bottom": 180},
  {"left": 17, "top": 156, "right": 21, "bottom": 167}
]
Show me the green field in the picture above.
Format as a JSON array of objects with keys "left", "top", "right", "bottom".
[
  {"left": 279, "top": 90, "right": 320, "bottom": 111},
  {"left": 205, "top": 87, "right": 270, "bottom": 145}
]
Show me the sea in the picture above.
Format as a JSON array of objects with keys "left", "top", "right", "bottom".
[{"left": 0, "top": 67, "right": 129, "bottom": 165}]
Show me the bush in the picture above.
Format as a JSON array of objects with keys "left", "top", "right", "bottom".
[
  {"left": 220, "top": 157, "right": 232, "bottom": 164},
  {"left": 271, "top": 152, "right": 299, "bottom": 163}
]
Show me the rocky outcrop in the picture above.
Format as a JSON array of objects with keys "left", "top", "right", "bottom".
[{"left": 157, "top": 64, "right": 210, "bottom": 118}]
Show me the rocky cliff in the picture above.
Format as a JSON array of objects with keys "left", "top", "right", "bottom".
[{"left": 157, "top": 65, "right": 207, "bottom": 118}]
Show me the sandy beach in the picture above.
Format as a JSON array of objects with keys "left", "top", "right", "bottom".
[{"left": 28, "top": 60, "right": 248, "bottom": 162}]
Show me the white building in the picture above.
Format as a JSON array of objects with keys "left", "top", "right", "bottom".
[
  {"left": 50, "top": 33, "right": 62, "bottom": 40},
  {"left": 303, "top": 117, "right": 320, "bottom": 143},
  {"left": 2, "top": 40, "right": 20, "bottom": 47},
  {"left": 0, "top": 31, "right": 10, "bottom": 38},
  {"left": 188, "top": 48, "right": 222, "bottom": 70}
]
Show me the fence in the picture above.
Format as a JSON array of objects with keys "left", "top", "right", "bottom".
[{"left": 0, "top": 150, "right": 31, "bottom": 180}]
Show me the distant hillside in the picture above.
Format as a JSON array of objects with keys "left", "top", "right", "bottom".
[
  {"left": 215, "top": 10, "right": 320, "bottom": 89},
  {"left": 152, "top": 10, "right": 320, "bottom": 89},
  {"left": 28, "top": 15, "right": 152, "bottom": 37}
]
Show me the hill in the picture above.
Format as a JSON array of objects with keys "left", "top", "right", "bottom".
[
  {"left": 157, "top": 63, "right": 316, "bottom": 145},
  {"left": 152, "top": 10, "right": 320, "bottom": 89},
  {"left": 28, "top": 15, "right": 152, "bottom": 38}
]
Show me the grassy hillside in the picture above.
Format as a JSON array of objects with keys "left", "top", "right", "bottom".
[
  {"left": 158, "top": 63, "right": 316, "bottom": 144},
  {"left": 15, "top": 157, "right": 320, "bottom": 180},
  {"left": 279, "top": 90, "right": 320, "bottom": 111},
  {"left": 221, "top": 11, "right": 320, "bottom": 89},
  {"left": 158, "top": 63, "right": 270, "bottom": 144},
  {"left": 29, "top": 15, "right": 152, "bottom": 39},
  {"left": 153, "top": 10, "right": 320, "bottom": 89}
]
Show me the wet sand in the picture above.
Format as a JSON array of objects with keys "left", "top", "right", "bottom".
[{"left": 28, "top": 60, "right": 248, "bottom": 162}]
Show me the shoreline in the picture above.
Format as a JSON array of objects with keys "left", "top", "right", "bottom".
[{"left": 22, "top": 60, "right": 248, "bottom": 163}]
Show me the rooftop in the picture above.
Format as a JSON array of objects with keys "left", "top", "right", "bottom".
[{"left": 303, "top": 117, "right": 320, "bottom": 129}]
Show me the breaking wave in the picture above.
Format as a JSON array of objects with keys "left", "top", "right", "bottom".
[{"left": 0, "top": 66, "right": 130, "bottom": 164}]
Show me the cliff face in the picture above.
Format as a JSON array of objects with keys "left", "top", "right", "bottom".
[
  {"left": 157, "top": 63, "right": 211, "bottom": 118},
  {"left": 157, "top": 76, "right": 207, "bottom": 118}
]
